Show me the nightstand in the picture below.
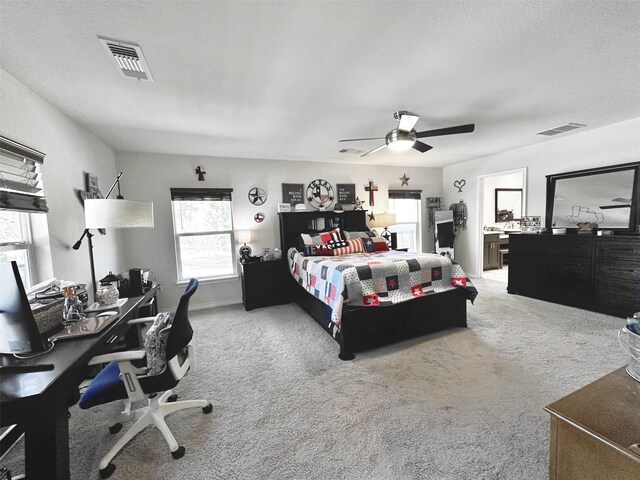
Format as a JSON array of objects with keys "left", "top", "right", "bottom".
[{"left": 239, "top": 259, "right": 292, "bottom": 311}]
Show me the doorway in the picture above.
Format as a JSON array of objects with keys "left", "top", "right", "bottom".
[{"left": 477, "top": 168, "right": 527, "bottom": 282}]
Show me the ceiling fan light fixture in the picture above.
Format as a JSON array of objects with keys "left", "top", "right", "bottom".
[{"left": 386, "top": 129, "right": 416, "bottom": 152}]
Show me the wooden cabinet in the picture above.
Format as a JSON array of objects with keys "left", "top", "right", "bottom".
[
  {"left": 545, "top": 368, "right": 640, "bottom": 480},
  {"left": 483, "top": 233, "right": 501, "bottom": 270},
  {"left": 508, "top": 233, "right": 640, "bottom": 317},
  {"left": 239, "top": 259, "right": 292, "bottom": 311}
]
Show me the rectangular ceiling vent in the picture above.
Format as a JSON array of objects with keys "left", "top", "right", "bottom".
[
  {"left": 537, "top": 123, "right": 586, "bottom": 136},
  {"left": 98, "top": 36, "right": 154, "bottom": 81},
  {"left": 339, "top": 148, "right": 364, "bottom": 154}
]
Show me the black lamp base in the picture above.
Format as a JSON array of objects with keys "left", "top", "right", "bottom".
[{"left": 239, "top": 244, "right": 252, "bottom": 263}]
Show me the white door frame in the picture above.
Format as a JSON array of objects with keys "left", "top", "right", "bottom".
[{"left": 476, "top": 167, "right": 528, "bottom": 277}]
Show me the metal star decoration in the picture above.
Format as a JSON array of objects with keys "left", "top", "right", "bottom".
[
  {"left": 400, "top": 173, "right": 410, "bottom": 186},
  {"left": 368, "top": 212, "right": 375, "bottom": 222}
]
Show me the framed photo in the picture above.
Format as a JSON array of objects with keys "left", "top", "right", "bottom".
[
  {"left": 84, "top": 172, "right": 102, "bottom": 199},
  {"left": 282, "top": 183, "right": 304, "bottom": 206},
  {"left": 337, "top": 183, "right": 356, "bottom": 205}
]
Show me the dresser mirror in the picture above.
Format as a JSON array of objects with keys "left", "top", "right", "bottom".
[
  {"left": 495, "top": 188, "right": 523, "bottom": 222},
  {"left": 545, "top": 162, "right": 640, "bottom": 232}
]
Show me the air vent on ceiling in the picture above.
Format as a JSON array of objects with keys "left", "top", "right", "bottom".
[
  {"left": 98, "top": 36, "right": 154, "bottom": 81},
  {"left": 537, "top": 123, "right": 586, "bottom": 136},
  {"left": 339, "top": 148, "right": 364, "bottom": 154}
]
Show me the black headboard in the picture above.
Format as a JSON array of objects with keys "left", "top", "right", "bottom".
[{"left": 278, "top": 210, "right": 369, "bottom": 252}]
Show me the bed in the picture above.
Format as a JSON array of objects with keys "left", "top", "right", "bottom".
[{"left": 278, "top": 210, "right": 477, "bottom": 360}]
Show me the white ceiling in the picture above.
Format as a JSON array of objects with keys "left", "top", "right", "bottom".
[{"left": 1, "top": 1, "right": 639, "bottom": 167}]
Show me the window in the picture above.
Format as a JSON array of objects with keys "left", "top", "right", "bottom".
[
  {"left": 0, "top": 210, "right": 34, "bottom": 287},
  {"left": 388, "top": 190, "right": 422, "bottom": 252},
  {"left": 170, "top": 188, "right": 235, "bottom": 282}
]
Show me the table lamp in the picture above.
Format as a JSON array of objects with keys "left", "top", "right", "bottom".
[
  {"left": 370, "top": 212, "right": 397, "bottom": 246},
  {"left": 73, "top": 172, "right": 154, "bottom": 300},
  {"left": 238, "top": 230, "right": 253, "bottom": 263}
]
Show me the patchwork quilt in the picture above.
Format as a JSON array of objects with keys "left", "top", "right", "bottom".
[{"left": 287, "top": 248, "right": 478, "bottom": 333}]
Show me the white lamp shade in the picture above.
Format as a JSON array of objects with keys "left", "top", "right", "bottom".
[
  {"left": 84, "top": 199, "right": 154, "bottom": 229},
  {"left": 237, "top": 230, "right": 252, "bottom": 244},
  {"left": 370, "top": 212, "right": 397, "bottom": 228}
]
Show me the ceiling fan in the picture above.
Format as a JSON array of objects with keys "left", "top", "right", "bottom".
[{"left": 339, "top": 111, "right": 475, "bottom": 157}]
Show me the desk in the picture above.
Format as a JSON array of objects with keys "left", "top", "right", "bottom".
[
  {"left": 545, "top": 367, "right": 640, "bottom": 479},
  {"left": 0, "top": 287, "right": 157, "bottom": 480}
]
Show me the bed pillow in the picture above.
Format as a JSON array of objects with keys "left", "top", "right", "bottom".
[
  {"left": 331, "top": 238, "right": 365, "bottom": 256},
  {"left": 361, "top": 236, "right": 376, "bottom": 253},
  {"left": 371, "top": 236, "right": 390, "bottom": 252},
  {"left": 300, "top": 228, "right": 345, "bottom": 247},
  {"left": 344, "top": 230, "right": 376, "bottom": 240},
  {"left": 301, "top": 244, "right": 333, "bottom": 256}
]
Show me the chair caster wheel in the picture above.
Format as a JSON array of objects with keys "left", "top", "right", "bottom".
[
  {"left": 99, "top": 463, "right": 116, "bottom": 479},
  {"left": 202, "top": 403, "right": 213, "bottom": 414},
  {"left": 171, "top": 446, "right": 185, "bottom": 459},
  {"left": 168, "top": 393, "right": 178, "bottom": 402},
  {"left": 109, "top": 423, "right": 123, "bottom": 434}
]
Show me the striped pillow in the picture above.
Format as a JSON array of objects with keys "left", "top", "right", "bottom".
[{"left": 332, "top": 238, "right": 365, "bottom": 256}]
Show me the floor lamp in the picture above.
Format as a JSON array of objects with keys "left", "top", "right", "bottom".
[{"left": 73, "top": 172, "right": 154, "bottom": 300}]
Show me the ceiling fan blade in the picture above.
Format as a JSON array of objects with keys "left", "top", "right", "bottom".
[
  {"left": 397, "top": 112, "right": 420, "bottom": 132},
  {"left": 416, "top": 123, "right": 475, "bottom": 138},
  {"left": 599, "top": 204, "right": 631, "bottom": 210},
  {"left": 412, "top": 141, "right": 433, "bottom": 153},
  {"left": 360, "top": 144, "right": 386, "bottom": 157},
  {"left": 339, "top": 137, "right": 385, "bottom": 142}
]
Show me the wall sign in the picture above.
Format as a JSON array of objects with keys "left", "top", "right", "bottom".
[
  {"left": 336, "top": 183, "right": 356, "bottom": 205},
  {"left": 254, "top": 212, "right": 265, "bottom": 223},
  {"left": 282, "top": 183, "right": 304, "bottom": 206},
  {"left": 248, "top": 187, "right": 267, "bottom": 205}
]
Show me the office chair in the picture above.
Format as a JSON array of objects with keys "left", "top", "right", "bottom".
[{"left": 78, "top": 278, "right": 212, "bottom": 479}]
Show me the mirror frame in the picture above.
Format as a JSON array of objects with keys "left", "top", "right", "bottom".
[
  {"left": 495, "top": 188, "right": 523, "bottom": 223},
  {"left": 545, "top": 162, "right": 640, "bottom": 233}
]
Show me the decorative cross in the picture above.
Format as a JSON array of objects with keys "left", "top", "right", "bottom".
[
  {"left": 196, "top": 166, "right": 206, "bottom": 181},
  {"left": 364, "top": 180, "right": 378, "bottom": 207}
]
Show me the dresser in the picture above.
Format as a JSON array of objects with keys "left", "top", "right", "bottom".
[
  {"left": 545, "top": 368, "right": 640, "bottom": 480},
  {"left": 508, "top": 233, "right": 640, "bottom": 317}
]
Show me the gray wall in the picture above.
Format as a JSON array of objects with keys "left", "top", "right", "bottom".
[
  {"left": 117, "top": 152, "right": 443, "bottom": 310},
  {"left": 0, "top": 68, "right": 126, "bottom": 289},
  {"left": 442, "top": 117, "right": 640, "bottom": 276}
]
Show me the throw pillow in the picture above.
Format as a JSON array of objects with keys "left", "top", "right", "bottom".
[{"left": 144, "top": 312, "right": 173, "bottom": 375}]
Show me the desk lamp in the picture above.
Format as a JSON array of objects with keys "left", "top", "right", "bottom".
[{"left": 73, "top": 172, "right": 154, "bottom": 300}]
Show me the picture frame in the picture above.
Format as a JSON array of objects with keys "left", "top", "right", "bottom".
[
  {"left": 282, "top": 183, "right": 304, "bottom": 206},
  {"left": 337, "top": 183, "right": 356, "bottom": 205}
]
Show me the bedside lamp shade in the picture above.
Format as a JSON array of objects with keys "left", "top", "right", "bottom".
[
  {"left": 84, "top": 199, "right": 154, "bottom": 229},
  {"left": 237, "top": 230, "right": 252, "bottom": 244},
  {"left": 370, "top": 212, "right": 397, "bottom": 228}
]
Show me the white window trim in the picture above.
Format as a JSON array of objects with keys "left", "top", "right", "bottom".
[
  {"left": 0, "top": 212, "right": 35, "bottom": 286},
  {"left": 171, "top": 200, "right": 237, "bottom": 283},
  {"left": 389, "top": 198, "right": 422, "bottom": 252}
]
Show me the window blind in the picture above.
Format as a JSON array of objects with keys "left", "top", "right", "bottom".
[
  {"left": 170, "top": 188, "right": 233, "bottom": 201},
  {"left": 0, "top": 136, "right": 48, "bottom": 213},
  {"left": 388, "top": 189, "right": 422, "bottom": 200}
]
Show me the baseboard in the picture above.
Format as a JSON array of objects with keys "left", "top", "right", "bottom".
[
  {"left": 155, "top": 298, "right": 242, "bottom": 316},
  {"left": 189, "top": 298, "right": 243, "bottom": 311}
]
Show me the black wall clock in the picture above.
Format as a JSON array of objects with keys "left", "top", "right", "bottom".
[
  {"left": 306, "top": 179, "right": 334, "bottom": 210},
  {"left": 248, "top": 187, "right": 267, "bottom": 205}
]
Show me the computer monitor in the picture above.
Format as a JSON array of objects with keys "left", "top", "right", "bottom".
[{"left": 0, "top": 261, "right": 46, "bottom": 354}]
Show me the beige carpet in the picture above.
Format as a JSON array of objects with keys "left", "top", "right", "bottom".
[{"left": 4, "top": 278, "right": 628, "bottom": 479}]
